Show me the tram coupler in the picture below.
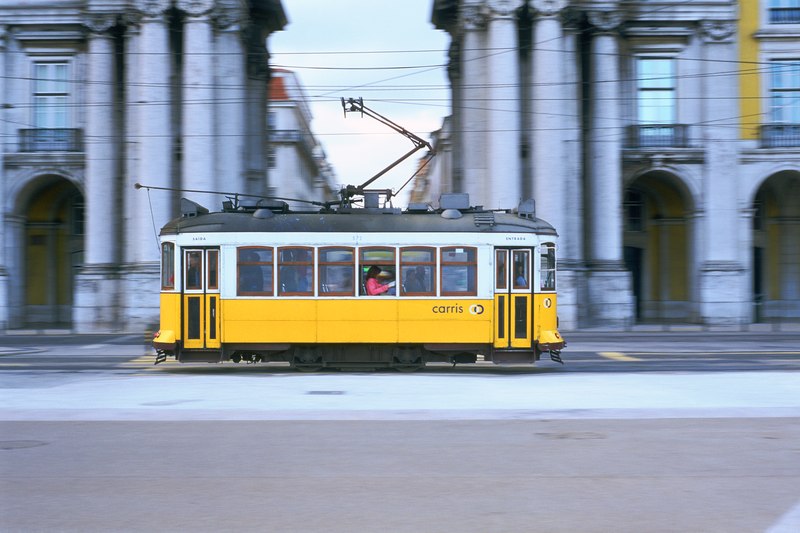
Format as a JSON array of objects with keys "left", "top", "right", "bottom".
[
  {"left": 550, "top": 351, "right": 564, "bottom": 365},
  {"left": 154, "top": 351, "right": 167, "bottom": 365}
]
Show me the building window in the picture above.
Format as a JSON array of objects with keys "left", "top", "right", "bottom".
[
  {"left": 637, "top": 58, "right": 675, "bottom": 124},
  {"left": 769, "top": 0, "right": 800, "bottom": 24},
  {"left": 33, "top": 62, "right": 69, "bottom": 130},
  {"left": 634, "top": 58, "right": 679, "bottom": 148},
  {"left": 624, "top": 189, "right": 644, "bottom": 232},
  {"left": 770, "top": 60, "right": 800, "bottom": 123}
]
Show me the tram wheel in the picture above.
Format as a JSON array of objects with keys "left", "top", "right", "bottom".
[{"left": 291, "top": 346, "right": 323, "bottom": 372}]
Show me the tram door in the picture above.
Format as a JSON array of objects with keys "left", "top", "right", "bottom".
[
  {"left": 182, "top": 248, "right": 221, "bottom": 350},
  {"left": 493, "top": 248, "right": 532, "bottom": 349}
]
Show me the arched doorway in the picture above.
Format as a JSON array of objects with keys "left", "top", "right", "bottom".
[
  {"left": 18, "top": 176, "right": 84, "bottom": 327},
  {"left": 623, "top": 171, "right": 695, "bottom": 323},
  {"left": 752, "top": 171, "right": 800, "bottom": 322}
]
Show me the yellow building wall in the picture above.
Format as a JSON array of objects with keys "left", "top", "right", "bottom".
[{"left": 740, "top": 0, "right": 760, "bottom": 140}]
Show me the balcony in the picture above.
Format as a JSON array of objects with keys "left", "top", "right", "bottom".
[
  {"left": 19, "top": 128, "right": 83, "bottom": 152},
  {"left": 760, "top": 124, "right": 800, "bottom": 148},
  {"left": 625, "top": 124, "right": 690, "bottom": 149},
  {"left": 769, "top": 7, "right": 800, "bottom": 24}
]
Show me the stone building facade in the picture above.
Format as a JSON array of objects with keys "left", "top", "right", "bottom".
[
  {"left": 268, "top": 68, "right": 338, "bottom": 208},
  {"left": 428, "top": 0, "right": 800, "bottom": 328},
  {"left": 0, "top": 0, "right": 286, "bottom": 332}
]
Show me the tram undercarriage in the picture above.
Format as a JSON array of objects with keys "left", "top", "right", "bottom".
[{"left": 156, "top": 342, "right": 563, "bottom": 371}]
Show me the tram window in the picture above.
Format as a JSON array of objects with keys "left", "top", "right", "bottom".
[
  {"left": 185, "top": 250, "right": 203, "bottom": 290},
  {"left": 360, "top": 247, "right": 396, "bottom": 296},
  {"left": 495, "top": 250, "right": 507, "bottom": 290},
  {"left": 441, "top": 247, "right": 477, "bottom": 296},
  {"left": 540, "top": 243, "right": 556, "bottom": 291},
  {"left": 400, "top": 247, "right": 435, "bottom": 296},
  {"left": 161, "top": 242, "right": 175, "bottom": 290},
  {"left": 319, "top": 247, "right": 354, "bottom": 296},
  {"left": 237, "top": 246, "right": 273, "bottom": 296},
  {"left": 513, "top": 250, "right": 530, "bottom": 289},
  {"left": 207, "top": 250, "right": 219, "bottom": 290},
  {"left": 278, "top": 247, "right": 313, "bottom": 296}
]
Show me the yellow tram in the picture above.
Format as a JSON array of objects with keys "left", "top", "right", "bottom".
[{"left": 153, "top": 193, "right": 565, "bottom": 370}]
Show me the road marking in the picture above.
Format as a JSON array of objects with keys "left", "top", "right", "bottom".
[
  {"left": 598, "top": 351, "right": 642, "bottom": 362},
  {"left": 767, "top": 498, "right": 800, "bottom": 533}
]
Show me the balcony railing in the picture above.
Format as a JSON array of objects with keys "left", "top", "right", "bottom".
[
  {"left": 760, "top": 124, "right": 800, "bottom": 148},
  {"left": 769, "top": 7, "right": 800, "bottom": 24},
  {"left": 625, "top": 124, "right": 690, "bottom": 149},
  {"left": 19, "top": 128, "right": 83, "bottom": 152}
]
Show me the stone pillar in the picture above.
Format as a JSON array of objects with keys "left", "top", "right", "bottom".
[
  {"left": 458, "top": 4, "right": 489, "bottom": 206},
  {"left": 0, "top": 26, "right": 7, "bottom": 330},
  {"left": 131, "top": 0, "right": 173, "bottom": 263},
  {"left": 5, "top": 215, "right": 25, "bottom": 328},
  {"left": 586, "top": 10, "right": 633, "bottom": 327},
  {"left": 124, "top": 0, "right": 173, "bottom": 332},
  {"left": 530, "top": 0, "right": 566, "bottom": 228},
  {"left": 179, "top": 0, "right": 216, "bottom": 197},
  {"left": 75, "top": 13, "right": 120, "bottom": 333},
  {"left": 244, "top": 23, "right": 269, "bottom": 196},
  {"left": 215, "top": 6, "right": 248, "bottom": 195},
  {"left": 486, "top": 0, "right": 521, "bottom": 209},
  {"left": 553, "top": 7, "right": 584, "bottom": 329},
  {"left": 698, "top": 20, "right": 747, "bottom": 324}
]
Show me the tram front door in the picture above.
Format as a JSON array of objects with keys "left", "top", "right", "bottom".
[
  {"left": 493, "top": 248, "right": 532, "bottom": 349},
  {"left": 182, "top": 248, "right": 220, "bottom": 349}
]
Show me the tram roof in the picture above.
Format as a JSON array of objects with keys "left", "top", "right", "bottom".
[{"left": 160, "top": 205, "right": 558, "bottom": 237}]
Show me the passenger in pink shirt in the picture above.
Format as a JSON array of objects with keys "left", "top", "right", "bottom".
[{"left": 365, "top": 265, "right": 394, "bottom": 295}]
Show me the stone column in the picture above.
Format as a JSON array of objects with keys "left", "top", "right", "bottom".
[
  {"left": 131, "top": 0, "right": 173, "bottom": 264},
  {"left": 586, "top": 10, "right": 633, "bottom": 326},
  {"left": 215, "top": 6, "right": 248, "bottom": 195},
  {"left": 179, "top": 0, "right": 216, "bottom": 197},
  {"left": 75, "top": 13, "right": 120, "bottom": 333},
  {"left": 486, "top": 0, "right": 522, "bottom": 209},
  {"left": 0, "top": 26, "right": 8, "bottom": 330},
  {"left": 698, "top": 20, "right": 746, "bottom": 324},
  {"left": 530, "top": 0, "right": 566, "bottom": 228},
  {"left": 124, "top": 0, "right": 173, "bottom": 332},
  {"left": 552, "top": 7, "right": 584, "bottom": 329},
  {"left": 244, "top": 23, "right": 269, "bottom": 196},
  {"left": 458, "top": 4, "right": 489, "bottom": 206}
]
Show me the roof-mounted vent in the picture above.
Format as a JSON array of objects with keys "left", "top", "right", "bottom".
[
  {"left": 439, "top": 193, "right": 470, "bottom": 210},
  {"left": 406, "top": 202, "right": 431, "bottom": 213},
  {"left": 181, "top": 198, "right": 209, "bottom": 218},
  {"left": 517, "top": 198, "right": 536, "bottom": 219}
]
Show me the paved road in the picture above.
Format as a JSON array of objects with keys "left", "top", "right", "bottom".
[{"left": 1, "top": 331, "right": 799, "bottom": 532}]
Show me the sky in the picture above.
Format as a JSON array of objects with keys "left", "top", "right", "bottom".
[{"left": 269, "top": 1, "right": 451, "bottom": 203}]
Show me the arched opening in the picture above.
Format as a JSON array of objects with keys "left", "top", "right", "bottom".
[
  {"left": 752, "top": 171, "right": 800, "bottom": 322},
  {"left": 623, "top": 171, "right": 695, "bottom": 323},
  {"left": 18, "top": 177, "right": 84, "bottom": 327}
]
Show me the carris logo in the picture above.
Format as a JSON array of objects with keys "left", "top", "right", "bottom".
[{"left": 469, "top": 304, "right": 484, "bottom": 315}]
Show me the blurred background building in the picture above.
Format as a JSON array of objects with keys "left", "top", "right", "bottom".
[
  {"left": 0, "top": 0, "right": 291, "bottom": 332},
  {"left": 427, "top": 0, "right": 800, "bottom": 328},
  {"left": 2, "top": 0, "right": 799, "bottom": 333}
]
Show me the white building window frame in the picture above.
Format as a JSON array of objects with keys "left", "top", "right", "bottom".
[
  {"left": 767, "top": 0, "right": 800, "bottom": 25},
  {"left": 636, "top": 56, "right": 677, "bottom": 125},
  {"left": 31, "top": 60, "right": 72, "bottom": 130},
  {"left": 769, "top": 59, "right": 800, "bottom": 124}
]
